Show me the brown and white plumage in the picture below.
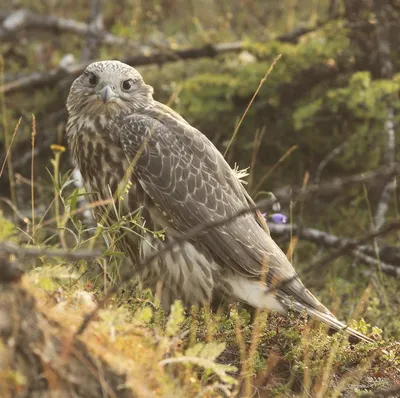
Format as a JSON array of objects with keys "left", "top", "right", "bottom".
[{"left": 66, "top": 60, "right": 372, "bottom": 343}]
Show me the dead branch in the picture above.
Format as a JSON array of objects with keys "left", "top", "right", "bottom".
[
  {"left": 315, "top": 136, "right": 355, "bottom": 184},
  {"left": 309, "top": 217, "right": 400, "bottom": 272},
  {"left": 0, "top": 257, "right": 136, "bottom": 398},
  {"left": 269, "top": 224, "right": 400, "bottom": 277},
  {"left": 0, "top": 240, "right": 101, "bottom": 261},
  {"left": 0, "top": 8, "right": 144, "bottom": 49},
  {"left": 0, "top": 41, "right": 244, "bottom": 95},
  {"left": 277, "top": 25, "right": 319, "bottom": 43},
  {"left": 351, "top": 249, "right": 399, "bottom": 277},
  {"left": 0, "top": 8, "right": 319, "bottom": 46},
  {"left": 274, "top": 163, "right": 400, "bottom": 205},
  {"left": 0, "top": 11, "right": 327, "bottom": 97}
]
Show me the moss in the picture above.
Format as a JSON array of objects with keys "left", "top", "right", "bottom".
[{"left": 0, "top": 211, "right": 17, "bottom": 240}]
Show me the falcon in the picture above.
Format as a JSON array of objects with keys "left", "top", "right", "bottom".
[{"left": 66, "top": 60, "right": 371, "bottom": 342}]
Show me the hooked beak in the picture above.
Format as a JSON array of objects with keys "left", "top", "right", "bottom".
[{"left": 99, "top": 85, "right": 117, "bottom": 104}]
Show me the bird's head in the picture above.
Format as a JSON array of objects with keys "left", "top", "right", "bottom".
[{"left": 66, "top": 60, "right": 154, "bottom": 116}]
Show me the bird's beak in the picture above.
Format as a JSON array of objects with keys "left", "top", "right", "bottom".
[{"left": 100, "top": 85, "right": 117, "bottom": 104}]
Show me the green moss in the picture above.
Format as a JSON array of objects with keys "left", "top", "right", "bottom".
[{"left": 0, "top": 211, "right": 16, "bottom": 240}]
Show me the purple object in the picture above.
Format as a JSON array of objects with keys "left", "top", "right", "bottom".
[{"left": 270, "top": 213, "right": 288, "bottom": 224}]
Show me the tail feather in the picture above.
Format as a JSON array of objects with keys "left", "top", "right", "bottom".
[
  {"left": 277, "top": 292, "right": 374, "bottom": 343},
  {"left": 226, "top": 276, "right": 374, "bottom": 343}
]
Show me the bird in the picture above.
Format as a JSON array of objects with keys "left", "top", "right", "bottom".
[{"left": 66, "top": 60, "right": 372, "bottom": 343}]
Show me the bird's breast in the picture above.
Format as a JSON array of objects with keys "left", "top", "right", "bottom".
[{"left": 66, "top": 117, "right": 145, "bottom": 220}]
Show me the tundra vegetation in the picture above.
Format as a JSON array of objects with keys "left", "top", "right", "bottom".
[{"left": 0, "top": 0, "right": 399, "bottom": 396}]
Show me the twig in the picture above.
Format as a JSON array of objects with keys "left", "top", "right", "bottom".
[
  {"left": 224, "top": 54, "right": 281, "bottom": 157},
  {"left": 0, "top": 117, "right": 21, "bottom": 178},
  {"left": 351, "top": 249, "right": 399, "bottom": 278},
  {"left": 0, "top": 8, "right": 320, "bottom": 45},
  {"left": 0, "top": 42, "right": 244, "bottom": 95},
  {"left": 269, "top": 223, "right": 400, "bottom": 267},
  {"left": 251, "top": 145, "right": 298, "bottom": 195},
  {"left": 247, "top": 126, "right": 265, "bottom": 191},
  {"left": 31, "top": 115, "right": 36, "bottom": 234},
  {"left": 0, "top": 240, "right": 101, "bottom": 260},
  {"left": 315, "top": 140, "right": 348, "bottom": 184},
  {"left": 0, "top": 14, "right": 329, "bottom": 97},
  {"left": 273, "top": 163, "right": 400, "bottom": 205},
  {"left": 309, "top": 217, "right": 400, "bottom": 271},
  {"left": 0, "top": 56, "right": 17, "bottom": 216},
  {"left": 0, "top": 8, "right": 143, "bottom": 49},
  {"left": 0, "top": 196, "right": 31, "bottom": 226}
]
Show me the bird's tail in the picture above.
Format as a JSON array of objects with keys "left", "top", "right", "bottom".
[
  {"left": 226, "top": 276, "right": 374, "bottom": 343},
  {"left": 276, "top": 292, "right": 374, "bottom": 343}
]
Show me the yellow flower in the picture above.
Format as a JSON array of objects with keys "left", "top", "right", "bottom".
[{"left": 50, "top": 144, "right": 66, "bottom": 153}]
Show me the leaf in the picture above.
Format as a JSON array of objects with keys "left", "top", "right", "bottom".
[
  {"left": 186, "top": 342, "right": 226, "bottom": 361},
  {"left": 134, "top": 306, "right": 153, "bottom": 324},
  {"left": 160, "top": 341, "right": 237, "bottom": 386},
  {"left": 46, "top": 167, "right": 59, "bottom": 191},
  {"left": 68, "top": 188, "right": 80, "bottom": 213},
  {"left": 102, "top": 250, "right": 125, "bottom": 257},
  {"left": 60, "top": 178, "right": 77, "bottom": 192},
  {"left": 165, "top": 300, "right": 185, "bottom": 337}
]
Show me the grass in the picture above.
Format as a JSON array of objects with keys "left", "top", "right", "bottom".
[
  {"left": 0, "top": 140, "right": 399, "bottom": 397},
  {"left": 9, "top": 265, "right": 399, "bottom": 397},
  {"left": 0, "top": 11, "right": 399, "bottom": 393}
]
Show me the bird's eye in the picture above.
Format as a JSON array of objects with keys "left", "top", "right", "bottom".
[
  {"left": 88, "top": 73, "right": 98, "bottom": 86},
  {"left": 122, "top": 79, "right": 134, "bottom": 91}
]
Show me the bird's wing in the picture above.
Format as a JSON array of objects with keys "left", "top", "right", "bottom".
[
  {"left": 119, "top": 108, "right": 299, "bottom": 286},
  {"left": 119, "top": 110, "right": 374, "bottom": 342}
]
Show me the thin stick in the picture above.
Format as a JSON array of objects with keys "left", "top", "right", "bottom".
[
  {"left": 224, "top": 54, "right": 282, "bottom": 158},
  {"left": 252, "top": 144, "right": 297, "bottom": 195},
  {"left": 247, "top": 126, "right": 265, "bottom": 191},
  {"left": 0, "top": 241, "right": 101, "bottom": 260},
  {"left": 31, "top": 115, "right": 37, "bottom": 234},
  {"left": 0, "top": 56, "right": 17, "bottom": 218},
  {"left": 0, "top": 117, "right": 21, "bottom": 178}
]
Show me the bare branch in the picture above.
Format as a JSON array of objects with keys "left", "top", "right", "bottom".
[
  {"left": 0, "top": 42, "right": 244, "bottom": 95},
  {"left": 0, "top": 240, "right": 101, "bottom": 261},
  {"left": 309, "top": 217, "right": 400, "bottom": 272},
  {"left": 0, "top": 8, "right": 144, "bottom": 49},
  {"left": 351, "top": 249, "right": 399, "bottom": 277},
  {"left": 315, "top": 136, "right": 354, "bottom": 184},
  {"left": 274, "top": 163, "right": 400, "bottom": 205},
  {"left": 269, "top": 223, "right": 400, "bottom": 277},
  {"left": 0, "top": 8, "right": 319, "bottom": 45},
  {"left": 0, "top": 11, "right": 328, "bottom": 97},
  {"left": 269, "top": 223, "right": 400, "bottom": 263}
]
